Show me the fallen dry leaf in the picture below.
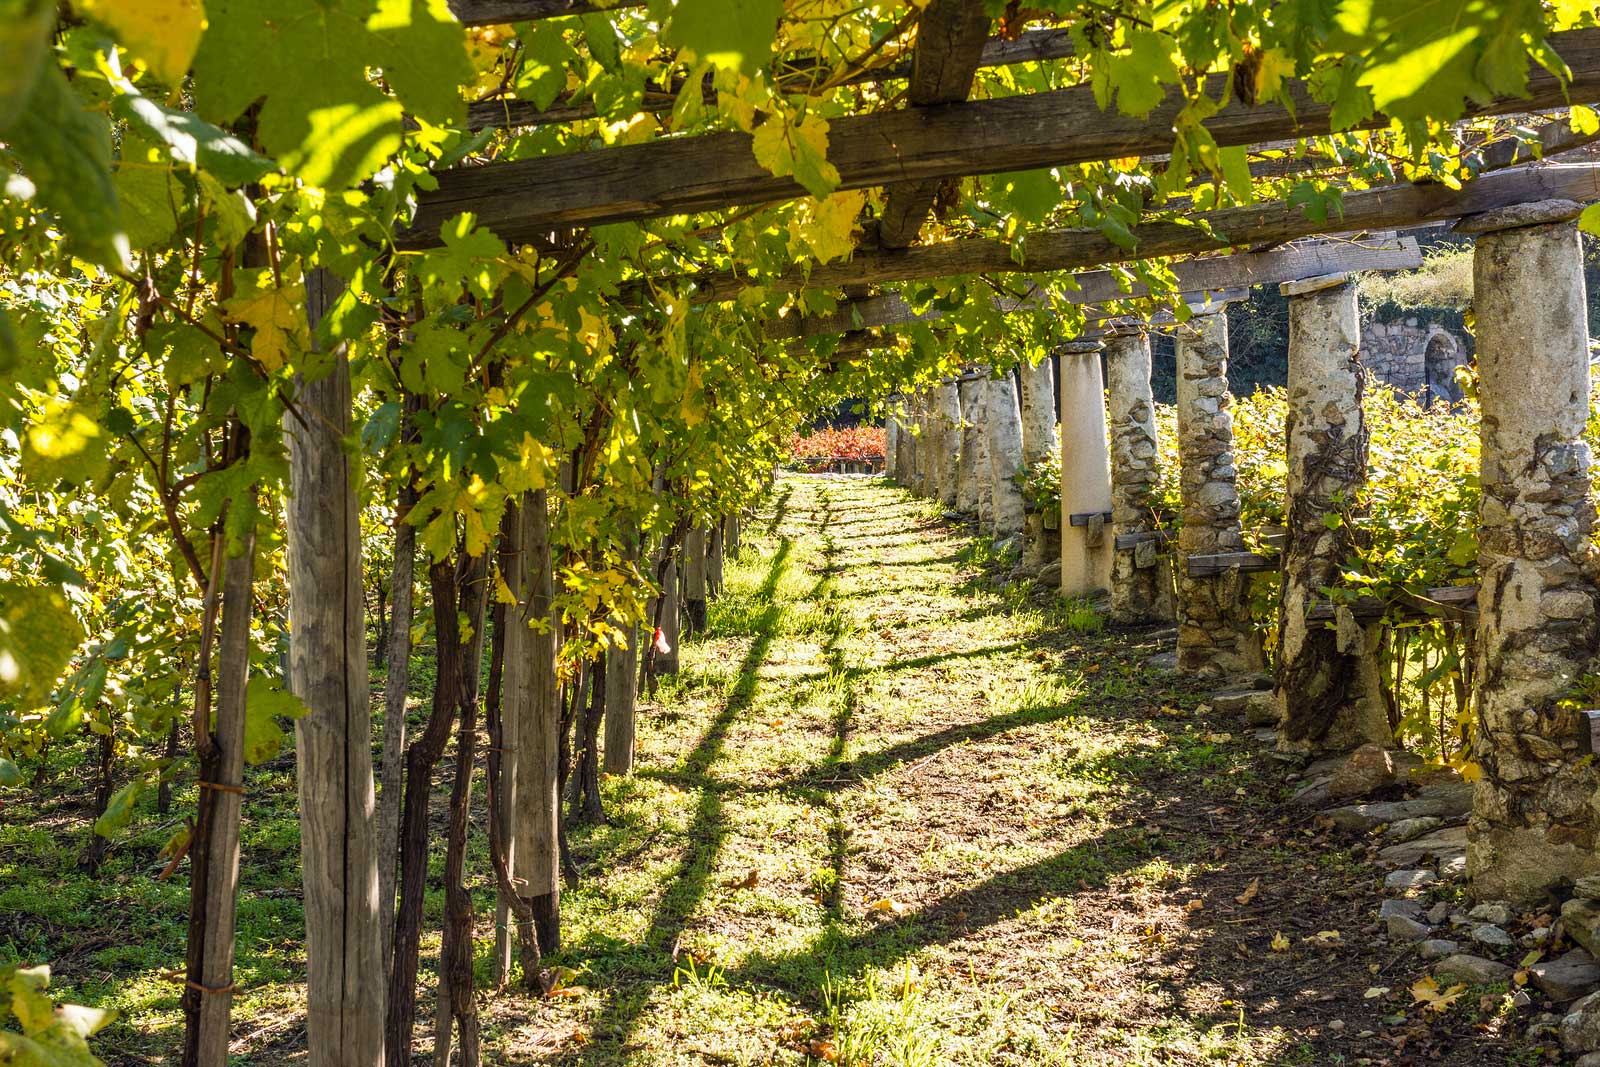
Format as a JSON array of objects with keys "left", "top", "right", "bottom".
[
  {"left": 1411, "top": 976, "right": 1467, "bottom": 1013},
  {"left": 868, "top": 897, "right": 910, "bottom": 916},
  {"left": 1270, "top": 931, "right": 1291, "bottom": 952},
  {"left": 721, "top": 869, "right": 760, "bottom": 890},
  {"left": 806, "top": 1037, "right": 839, "bottom": 1061},
  {"left": 1235, "top": 878, "right": 1260, "bottom": 905},
  {"left": 1184, "top": 899, "right": 1204, "bottom": 914}
]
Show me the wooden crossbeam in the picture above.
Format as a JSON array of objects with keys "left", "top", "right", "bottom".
[
  {"left": 770, "top": 237, "right": 1421, "bottom": 339},
  {"left": 399, "top": 27, "right": 1600, "bottom": 247},
  {"left": 1184, "top": 551, "right": 1280, "bottom": 577},
  {"left": 1114, "top": 530, "right": 1171, "bottom": 551},
  {"left": 446, "top": 0, "right": 644, "bottom": 25},
  {"left": 720, "top": 160, "right": 1600, "bottom": 305},
  {"left": 463, "top": 27, "right": 1076, "bottom": 131},
  {"left": 874, "top": 0, "right": 992, "bottom": 250},
  {"left": 1067, "top": 510, "right": 1113, "bottom": 527},
  {"left": 1306, "top": 584, "right": 1479, "bottom": 623}
]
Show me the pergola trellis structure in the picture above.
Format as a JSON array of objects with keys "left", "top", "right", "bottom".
[{"left": 414, "top": 0, "right": 1600, "bottom": 908}]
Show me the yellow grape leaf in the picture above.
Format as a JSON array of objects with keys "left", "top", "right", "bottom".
[
  {"left": 501, "top": 433, "right": 553, "bottom": 494},
  {"left": 1572, "top": 105, "right": 1600, "bottom": 136},
  {"left": 491, "top": 566, "right": 517, "bottom": 605},
  {"left": 223, "top": 268, "right": 306, "bottom": 373},
  {"left": 751, "top": 112, "right": 840, "bottom": 198},
  {"left": 794, "top": 190, "right": 866, "bottom": 264},
  {"left": 1253, "top": 47, "right": 1296, "bottom": 100},
  {"left": 1459, "top": 760, "right": 1484, "bottom": 782},
  {"left": 1234, "top": 878, "right": 1260, "bottom": 905},
  {"left": 1270, "top": 931, "right": 1291, "bottom": 951},
  {"left": 1411, "top": 976, "right": 1466, "bottom": 1012},
  {"left": 541, "top": 965, "right": 583, "bottom": 998},
  {"left": 868, "top": 897, "right": 910, "bottom": 916},
  {"left": 81, "top": 0, "right": 206, "bottom": 84}
]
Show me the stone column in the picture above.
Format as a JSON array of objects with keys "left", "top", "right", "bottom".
[
  {"left": 1058, "top": 340, "right": 1114, "bottom": 597},
  {"left": 1019, "top": 357, "right": 1058, "bottom": 467},
  {"left": 986, "top": 375, "right": 1027, "bottom": 538},
  {"left": 1104, "top": 323, "right": 1173, "bottom": 624},
  {"left": 957, "top": 374, "right": 985, "bottom": 514},
  {"left": 908, "top": 395, "right": 929, "bottom": 496},
  {"left": 973, "top": 381, "right": 994, "bottom": 532},
  {"left": 1175, "top": 310, "right": 1264, "bottom": 676},
  {"left": 1275, "top": 273, "right": 1390, "bottom": 756},
  {"left": 933, "top": 380, "right": 962, "bottom": 510},
  {"left": 1459, "top": 200, "right": 1600, "bottom": 904},
  {"left": 885, "top": 416, "right": 899, "bottom": 480}
]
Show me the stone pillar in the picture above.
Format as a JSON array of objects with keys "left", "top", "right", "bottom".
[
  {"left": 908, "top": 395, "right": 929, "bottom": 496},
  {"left": 1275, "top": 273, "right": 1391, "bottom": 756},
  {"left": 1175, "top": 310, "right": 1264, "bottom": 676},
  {"left": 956, "top": 374, "right": 985, "bottom": 514},
  {"left": 933, "top": 380, "right": 962, "bottom": 510},
  {"left": 1019, "top": 358, "right": 1058, "bottom": 467},
  {"left": 973, "top": 381, "right": 994, "bottom": 532},
  {"left": 885, "top": 416, "right": 899, "bottom": 480},
  {"left": 1459, "top": 200, "right": 1600, "bottom": 904},
  {"left": 683, "top": 526, "right": 708, "bottom": 634},
  {"left": 986, "top": 375, "right": 1027, "bottom": 538},
  {"left": 1104, "top": 323, "right": 1173, "bottom": 624},
  {"left": 1058, "top": 340, "right": 1114, "bottom": 598}
]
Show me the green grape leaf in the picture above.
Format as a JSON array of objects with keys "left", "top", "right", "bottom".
[
  {"left": 1580, "top": 202, "right": 1600, "bottom": 235},
  {"left": 243, "top": 676, "right": 310, "bottom": 765},
  {"left": 0, "top": 757, "right": 21, "bottom": 787},
  {"left": 1105, "top": 29, "right": 1179, "bottom": 118},
  {"left": 1333, "top": 0, "right": 1546, "bottom": 121},
  {"left": 4, "top": 62, "right": 130, "bottom": 270},
  {"left": 751, "top": 113, "right": 839, "bottom": 199},
  {"left": 515, "top": 21, "right": 577, "bottom": 112},
  {"left": 193, "top": 0, "right": 469, "bottom": 189},
  {"left": 664, "top": 0, "right": 783, "bottom": 77},
  {"left": 93, "top": 780, "right": 145, "bottom": 839},
  {"left": 994, "top": 168, "right": 1061, "bottom": 226},
  {"left": 0, "top": 0, "right": 53, "bottom": 131},
  {"left": 22, "top": 399, "right": 110, "bottom": 489},
  {"left": 112, "top": 131, "right": 184, "bottom": 250},
  {"left": 0, "top": 584, "right": 84, "bottom": 710},
  {"left": 113, "top": 90, "right": 275, "bottom": 187}
]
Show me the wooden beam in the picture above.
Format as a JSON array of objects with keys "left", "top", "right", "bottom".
[
  {"left": 464, "top": 27, "right": 1076, "bottom": 132},
  {"left": 770, "top": 236, "right": 1421, "bottom": 339},
  {"left": 874, "top": 0, "right": 993, "bottom": 250},
  {"left": 447, "top": 0, "right": 645, "bottom": 25},
  {"left": 709, "top": 160, "right": 1600, "bottom": 304},
  {"left": 1068, "top": 510, "right": 1113, "bottom": 527},
  {"left": 1184, "top": 551, "right": 1280, "bottom": 577},
  {"left": 1306, "top": 584, "right": 1479, "bottom": 623},
  {"left": 400, "top": 27, "right": 1600, "bottom": 247}
]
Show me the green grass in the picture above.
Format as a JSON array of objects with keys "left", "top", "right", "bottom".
[{"left": 1, "top": 474, "right": 1523, "bottom": 1066}]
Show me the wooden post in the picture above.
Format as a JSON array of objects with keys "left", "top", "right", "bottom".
[
  {"left": 183, "top": 506, "right": 255, "bottom": 1067},
  {"left": 1103, "top": 323, "right": 1173, "bottom": 623},
  {"left": 706, "top": 522, "right": 724, "bottom": 598},
  {"left": 985, "top": 374, "right": 1026, "bottom": 537},
  {"left": 683, "top": 526, "right": 708, "bottom": 634},
  {"left": 1459, "top": 199, "right": 1600, "bottom": 903},
  {"left": 1275, "top": 273, "right": 1391, "bottom": 755},
  {"left": 377, "top": 398, "right": 417, "bottom": 986},
  {"left": 1174, "top": 307, "right": 1264, "bottom": 676},
  {"left": 286, "top": 270, "right": 385, "bottom": 1067},
  {"left": 1058, "top": 341, "right": 1113, "bottom": 597},
  {"left": 508, "top": 491, "right": 562, "bottom": 951}
]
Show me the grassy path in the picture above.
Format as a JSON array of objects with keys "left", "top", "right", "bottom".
[
  {"left": 3, "top": 473, "right": 1526, "bottom": 1065},
  {"left": 492, "top": 474, "right": 1500, "bottom": 1066}
]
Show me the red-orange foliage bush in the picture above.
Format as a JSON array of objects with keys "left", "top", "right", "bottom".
[{"left": 789, "top": 425, "right": 887, "bottom": 469}]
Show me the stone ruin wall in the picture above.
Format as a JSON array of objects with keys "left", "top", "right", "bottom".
[{"left": 1358, "top": 317, "right": 1468, "bottom": 403}]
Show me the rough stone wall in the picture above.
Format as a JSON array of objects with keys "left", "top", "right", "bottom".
[
  {"left": 1175, "top": 311, "right": 1264, "bottom": 676},
  {"left": 972, "top": 381, "right": 993, "bottom": 531},
  {"left": 957, "top": 377, "right": 984, "bottom": 513},
  {"left": 1018, "top": 358, "right": 1058, "bottom": 467},
  {"left": 1104, "top": 328, "right": 1173, "bottom": 624},
  {"left": 934, "top": 381, "right": 963, "bottom": 509},
  {"left": 1275, "top": 277, "right": 1391, "bottom": 756},
  {"left": 1462, "top": 205, "right": 1600, "bottom": 905},
  {"left": 986, "top": 376, "right": 1027, "bottom": 537},
  {"left": 1359, "top": 319, "right": 1467, "bottom": 400}
]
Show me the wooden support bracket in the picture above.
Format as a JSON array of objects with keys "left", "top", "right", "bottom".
[
  {"left": 1184, "top": 551, "right": 1280, "bottom": 577},
  {"left": 1068, "top": 510, "right": 1114, "bottom": 527},
  {"left": 1305, "top": 584, "right": 1480, "bottom": 623}
]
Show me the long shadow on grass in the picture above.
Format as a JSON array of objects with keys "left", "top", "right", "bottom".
[{"left": 574, "top": 523, "right": 806, "bottom": 1062}]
